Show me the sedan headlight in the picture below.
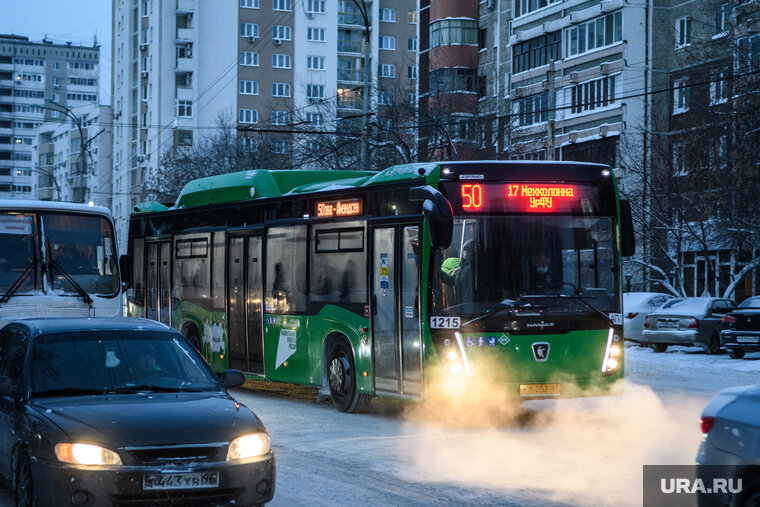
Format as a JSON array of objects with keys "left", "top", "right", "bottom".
[
  {"left": 55, "top": 443, "right": 122, "bottom": 466},
  {"left": 226, "top": 432, "right": 271, "bottom": 461}
]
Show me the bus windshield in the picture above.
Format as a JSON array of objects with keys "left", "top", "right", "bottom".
[
  {"left": 432, "top": 215, "right": 620, "bottom": 315},
  {"left": 0, "top": 211, "right": 119, "bottom": 297}
]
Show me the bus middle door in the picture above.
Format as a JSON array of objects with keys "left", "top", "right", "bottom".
[
  {"left": 145, "top": 238, "right": 171, "bottom": 326},
  {"left": 370, "top": 223, "right": 422, "bottom": 397}
]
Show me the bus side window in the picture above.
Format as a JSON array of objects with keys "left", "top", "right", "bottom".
[
  {"left": 132, "top": 239, "right": 145, "bottom": 307},
  {"left": 267, "top": 226, "right": 307, "bottom": 314}
]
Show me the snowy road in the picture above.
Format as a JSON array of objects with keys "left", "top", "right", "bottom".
[{"left": 0, "top": 346, "right": 757, "bottom": 506}]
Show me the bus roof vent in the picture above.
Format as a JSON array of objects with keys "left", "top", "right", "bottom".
[
  {"left": 364, "top": 163, "right": 438, "bottom": 186},
  {"left": 175, "top": 170, "right": 282, "bottom": 209},
  {"left": 132, "top": 201, "right": 169, "bottom": 214}
]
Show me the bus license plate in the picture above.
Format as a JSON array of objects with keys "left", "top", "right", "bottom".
[
  {"left": 143, "top": 472, "right": 219, "bottom": 490},
  {"left": 736, "top": 336, "right": 759, "bottom": 343},
  {"left": 519, "top": 383, "right": 561, "bottom": 397}
]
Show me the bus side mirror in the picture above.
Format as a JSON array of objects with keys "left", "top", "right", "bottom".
[
  {"left": 620, "top": 199, "right": 635, "bottom": 257},
  {"left": 409, "top": 186, "right": 453, "bottom": 250},
  {"left": 119, "top": 254, "right": 133, "bottom": 286}
]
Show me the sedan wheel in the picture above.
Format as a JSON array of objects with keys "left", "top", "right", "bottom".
[
  {"left": 728, "top": 349, "right": 746, "bottom": 359},
  {"left": 15, "top": 452, "right": 33, "bottom": 507},
  {"left": 707, "top": 334, "right": 721, "bottom": 355},
  {"left": 650, "top": 343, "right": 668, "bottom": 353}
]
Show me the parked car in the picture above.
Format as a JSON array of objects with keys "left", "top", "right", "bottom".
[
  {"left": 640, "top": 297, "right": 736, "bottom": 354},
  {"left": 0, "top": 318, "right": 275, "bottom": 506},
  {"left": 623, "top": 292, "right": 676, "bottom": 342},
  {"left": 696, "top": 383, "right": 760, "bottom": 506},
  {"left": 721, "top": 296, "right": 760, "bottom": 359}
]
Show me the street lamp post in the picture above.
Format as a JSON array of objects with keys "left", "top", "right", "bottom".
[
  {"left": 41, "top": 100, "right": 104, "bottom": 203},
  {"left": 351, "top": 0, "right": 371, "bottom": 170}
]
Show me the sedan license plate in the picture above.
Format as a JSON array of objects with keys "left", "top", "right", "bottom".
[
  {"left": 657, "top": 320, "right": 679, "bottom": 330},
  {"left": 143, "top": 472, "right": 219, "bottom": 490},
  {"left": 736, "top": 335, "right": 760, "bottom": 344},
  {"left": 520, "top": 383, "right": 561, "bottom": 397}
]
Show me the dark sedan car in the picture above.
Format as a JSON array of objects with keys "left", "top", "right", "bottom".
[
  {"left": 721, "top": 296, "right": 760, "bottom": 359},
  {"left": 0, "top": 318, "right": 275, "bottom": 506}
]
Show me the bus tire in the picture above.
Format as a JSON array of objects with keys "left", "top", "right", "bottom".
[{"left": 327, "top": 339, "right": 368, "bottom": 413}]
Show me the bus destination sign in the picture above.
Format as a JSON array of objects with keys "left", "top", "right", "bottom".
[
  {"left": 316, "top": 199, "right": 363, "bottom": 218},
  {"left": 454, "top": 183, "right": 600, "bottom": 214}
]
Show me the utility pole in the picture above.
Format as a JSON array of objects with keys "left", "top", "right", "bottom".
[
  {"left": 352, "top": 0, "right": 371, "bottom": 170},
  {"left": 546, "top": 60, "right": 555, "bottom": 160}
]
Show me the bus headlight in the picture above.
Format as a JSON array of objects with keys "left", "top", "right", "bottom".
[
  {"left": 226, "top": 432, "right": 271, "bottom": 461},
  {"left": 601, "top": 329, "right": 621, "bottom": 374},
  {"left": 55, "top": 443, "right": 123, "bottom": 466}
]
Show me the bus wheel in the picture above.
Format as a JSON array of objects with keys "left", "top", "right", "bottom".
[
  {"left": 707, "top": 334, "right": 721, "bottom": 355},
  {"left": 327, "top": 340, "right": 368, "bottom": 413}
]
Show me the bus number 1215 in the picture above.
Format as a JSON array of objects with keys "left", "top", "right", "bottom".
[{"left": 430, "top": 316, "right": 461, "bottom": 329}]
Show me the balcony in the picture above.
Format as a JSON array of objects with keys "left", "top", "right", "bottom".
[
  {"left": 338, "top": 41, "right": 363, "bottom": 53},
  {"left": 176, "top": 57, "right": 193, "bottom": 72},
  {"left": 175, "top": 86, "right": 193, "bottom": 101},
  {"left": 37, "top": 186, "right": 54, "bottom": 200},
  {"left": 176, "top": 28, "right": 194, "bottom": 41},
  {"left": 337, "top": 70, "right": 362, "bottom": 83},
  {"left": 176, "top": 0, "right": 194, "bottom": 12}
]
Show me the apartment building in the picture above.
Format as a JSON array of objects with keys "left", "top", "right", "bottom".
[
  {"left": 0, "top": 34, "right": 99, "bottom": 200},
  {"left": 33, "top": 103, "right": 113, "bottom": 207},
  {"left": 112, "top": 0, "right": 417, "bottom": 245}
]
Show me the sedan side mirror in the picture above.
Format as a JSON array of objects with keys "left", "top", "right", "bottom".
[
  {"left": 222, "top": 369, "right": 245, "bottom": 389},
  {"left": 0, "top": 376, "right": 12, "bottom": 397}
]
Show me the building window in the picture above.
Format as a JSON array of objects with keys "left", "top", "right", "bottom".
[
  {"left": 239, "top": 137, "right": 259, "bottom": 152},
  {"left": 272, "top": 54, "right": 292, "bottom": 69},
  {"left": 407, "top": 65, "right": 417, "bottom": 79},
  {"left": 176, "top": 44, "right": 192, "bottom": 59},
  {"left": 378, "top": 91, "right": 395, "bottom": 105},
  {"left": 569, "top": 75, "right": 617, "bottom": 114},
  {"left": 174, "top": 129, "right": 193, "bottom": 146},
  {"left": 710, "top": 69, "right": 728, "bottom": 105},
  {"left": 715, "top": 3, "right": 729, "bottom": 34},
  {"left": 738, "top": 35, "right": 760, "bottom": 72},
  {"left": 273, "top": 25, "right": 292, "bottom": 40},
  {"left": 673, "top": 77, "right": 689, "bottom": 114},
  {"left": 272, "top": 82, "right": 291, "bottom": 97},
  {"left": 430, "top": 19, "right": 478, "bottom": 48},
  {"left": 239, "top": 80, "right": 259, "bottom": 95},
  {"left": 271, "top": 110, "right": 291, "bottom": 125},
  {"left": 306, "top": 84, "right": 325, "bottom": 100},
  {"left": 565, "top": 12, "right": 622, "bottom": 58},
  {"left": 306, "top": 112, "right": 323, "bottom": 126},
  {"left": 271, "top": 140, "right": 289, "bottom": 154},
  {"left": 676, "top": 16, "right": 691, "bottom": 48},
  {"left": 176, "top": 100, "right": 193, "bottom": 117},
  {"left": 673, "top": 143, "right": 687, "bottom": 175},
  {"left": 241, "top": 0, "right": 259, "bottom": 7},
  {"left": 307, "top": 55, "right": 325, "bottom": 70},
  {"left": 479, "top": 28, "right": 488, "bottom": 50},
  {"left": 515, "top": 93, "right": 548, "bottom": 127},
  {"left": 379, "top": 64, "right": 396, "bottom": 78},
  {"left": 239, "top": 108, "right": 258, "bottom": 124},
  {"left": 408, "top": 38, "right": 418, "bottom": 51},
  {"left": 241, "top": 23, "right": 259, "bottom": 38},
  {"left": 240, "top": 51, "right": 259, "bottom": 66},
  {"left": 430, "top": 68, "right": 475, "bottom": 94},
  {"left": 408, "top": 10, "right": 418, "bottom": 24},
  {"left": 516, "top": 0, "right": 560, "bottom": 17},
  {"left": 307, "top": 27, "right": 326, "bottom": 42},
  {"left": 380, "top": 8, "right": 396, "bottom": 22},
  {"left": 379, "top": 36, "right": 396, "bottom": 50},
  {"left": 513, "top": 32, "right": 561, "bottom": 73},
  {"left": 307, "top": 0, "right": 326, "bottom": 13},
  {"left": 273, "top": 0, "right": 291, "bottom": 10}
]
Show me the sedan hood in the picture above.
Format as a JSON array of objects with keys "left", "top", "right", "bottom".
[{"left": 32, "top": 393, "right": 261, "bottom": 446}]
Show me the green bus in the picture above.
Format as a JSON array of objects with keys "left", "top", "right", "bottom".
[{"left": 124, "top": 161, "right": 634, "bottom": 412}]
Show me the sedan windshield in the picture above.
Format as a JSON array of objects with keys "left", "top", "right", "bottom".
[
  {"left": 431, "top": 215, "right": 619, "bottom": 315},
  {"left": 32, "top": 331, "right": 221, "bottom": 396},
  {"left": 738, "top": 296, "right": 760, "bottom": 308}
]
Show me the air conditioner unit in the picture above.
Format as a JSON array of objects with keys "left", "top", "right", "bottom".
[
  {"left": 247, "top": 36, "right": 258, "bottom": 43},
  {"left": 306, "top": 12, "right": 314, "bottom": 19},
  {"left": 273, "top": 38, "right": 282, "bottom": 45},
  {"left": 140, "top": 70, "right": 149, "bottom": 78}
]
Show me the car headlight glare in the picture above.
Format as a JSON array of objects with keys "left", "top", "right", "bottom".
[
  {"left": 55, "top": 443, "right": 122, "bottom": 466},
  {"left": 227, "top": 433, "right": 271, "bottom": 461}
]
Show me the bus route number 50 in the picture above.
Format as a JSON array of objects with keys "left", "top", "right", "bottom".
[{"left": 430, "top": 316, "right": 461, "bottom": 329}]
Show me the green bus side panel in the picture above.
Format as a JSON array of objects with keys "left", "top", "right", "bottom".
[{"left": 171, "top": 300, "right": 229, "bottom": 372}]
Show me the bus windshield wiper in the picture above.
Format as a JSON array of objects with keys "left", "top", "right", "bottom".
[
  {"left": 48, "top": 259, "right": 93, "bottom": 305},
  {"left": 521, "top": 294, "right": 613, "bottom": 325},
  {"left": 0, "top": 261, "right": 34, "bottom": 304}
]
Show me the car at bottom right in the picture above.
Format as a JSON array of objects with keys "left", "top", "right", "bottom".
[
  {"left": 697, "top": 384, "right": 760, "bottom": 507},
  {"left": 721, "top": 296, "right": 760, "bottom": 359}
]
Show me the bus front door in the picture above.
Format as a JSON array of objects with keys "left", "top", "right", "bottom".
[
  {"left": 371, "top": 225, "right": 422, "bottom": 397},
  {"left": 145, "top": 239, "right": 171, "bottom": 325},
  {"left": 226, "top": 233, "right": 264, "bottom": 375}
]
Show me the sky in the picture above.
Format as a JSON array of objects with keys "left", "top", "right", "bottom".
[{"left": 1, "top": 0, "right": 112, "bottom": 104}]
